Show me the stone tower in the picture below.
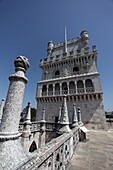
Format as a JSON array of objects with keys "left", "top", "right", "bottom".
[{"left": 36, "top": 30, "right": 107, "bottom": 130}]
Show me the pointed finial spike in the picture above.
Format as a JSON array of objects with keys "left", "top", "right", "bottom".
[{"left": 64, "top": 26, "right": 67, "bottom": 54}]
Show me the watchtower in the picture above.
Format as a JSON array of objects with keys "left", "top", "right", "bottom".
[{"left": 36, "top": 30, "right": 107, "bottom": 130}]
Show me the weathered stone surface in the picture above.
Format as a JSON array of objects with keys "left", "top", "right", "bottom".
[
  {"left": 66, "top": 130, "right": 113, "bottom": 170},
  {"left": 36, "top": 31, "right": 107, "bottom": 130},
  {"left": 0, "top": 56, "right": 30, "bottom": 170}
]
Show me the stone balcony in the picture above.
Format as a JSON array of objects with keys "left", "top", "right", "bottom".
[{"left": 41, "top": 87, "right": 94, "bottom": 97}]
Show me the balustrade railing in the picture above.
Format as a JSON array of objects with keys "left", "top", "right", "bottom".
[
  {"left": 42, "top": 92, "right": 47, "bottom": 96},
  {"left": 19, "top": 122, "right": 57, "bottom": 133},
  {"left": 62, "top": 90, "right": 68, "bottom": 95},
  {"left": 48, "top": 91, "right": 53, "bottom": 96},
  {"left": 77, "top": 88, "right": 84, "bottom": 93},
  {"left": 69, "top": 89, "right": 76, "bottom": 94},
  {"left": 41, "top": 88, "right": 94, "bottom": 96},
  {"left": 55, "top": 90, "right": 60, "bottom": 95},
  {"left": 16, "top": 127, "right": 79, "bottom": 170},
  {"left": 86, "top": 87, "right": 94, "bottom": 93}
]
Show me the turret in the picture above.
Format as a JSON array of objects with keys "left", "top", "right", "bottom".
[
  {"left": 80, "top": 30, "right": 89, "bottom": 46},
  {"left": 47, "top": 41, "right": 54, "bottom": 55}
]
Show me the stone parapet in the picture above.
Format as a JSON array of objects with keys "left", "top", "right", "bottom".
[{"left": 14, "top": 127, "right": 79, "bottom": 170}]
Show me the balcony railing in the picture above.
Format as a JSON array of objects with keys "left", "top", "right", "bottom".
[
  {"left": 69, "top": 89, "right": 76, "bottom": 94},
  {"left": 86, "top": 87, "right": 94, "bottom": 93},
  {"left": 41, "top": 88, "right": 94, "bottom": 97},
  {"left": 62, "top": 90, "right": 68, "bottom": 95},
  {"left": 77, "top": 88, "right": 84, "bottom": 93},
  {"left": 48, "top": 91, "right": 53, "bottom": 96},
  {"left": 42, "top": 92, "right": 47, "bottom": 96},
  {"left": 55, "top": 90, "right": 60, "bottom": 95}
]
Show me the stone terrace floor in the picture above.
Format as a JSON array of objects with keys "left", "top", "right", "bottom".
[{"left": 66, "top": 130, "right": 113, "bottom": 170}]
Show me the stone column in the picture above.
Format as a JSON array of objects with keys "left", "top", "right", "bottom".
[
  {"left": 83, "top": 80, "right": 86, "bottom": 93},
  {"left": 75, "top": 82, "right": 77, "bottom": 94},
  {"left": 67, "top": 82, "right": 69, "bottom": 95},
  {"left": 47, "top": 85, "right": 48, "bottom": 96},
  {"left": 60, "top": 83, "right": 62, "bottom": 95},
  {"left": 0, "top": 99, "right": 4, "bottom": 123},
  {"left": 0, "top": 55, "right": 30, "bottom": 170},
  {"left": 53, "top": 84, "right": 55, "bottom": 96},
  {"left": 21, "top": 102, "right": 31, "bottom": 152}
]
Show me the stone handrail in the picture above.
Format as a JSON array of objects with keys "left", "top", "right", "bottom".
[
  {"left": 14, "top": 127, "right": 79, "bottom": 170},
  {"left": 19, "top": 121, "right": 58, "bottom": 133}
]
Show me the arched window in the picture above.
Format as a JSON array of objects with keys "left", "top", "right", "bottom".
[
  {"left": 69, "top": 81, "right": 76, "bottom": 94},
  {"left": 77, "top": 80, "right": 84, "bottom": 93},
  {"left": 73, "top": 67, "right": 79, "bottom": 74},
  {"left": 85, "top": 79, "right": 94, "bottom": 93},
  {"left": 48, "top": 84, "right": 53, "bottom": 96},
  {"left": 55, "top": 70, "right": 60, "bottom": 77},
  {"left": 62, "top": 82, "right": 68, "bottom": 94},
  {"left": 42, "top": 85, "right": 47, "bottom": 96},
  {"left": 29, "top": 141, "right": 37, "bottom": 153},
  {"left": 55, "top": 83, "right": 60, "bottom": 95}
]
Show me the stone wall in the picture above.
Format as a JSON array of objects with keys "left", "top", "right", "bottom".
[{"left": 36, "top": 96, "right": 107, "bottom": 130}]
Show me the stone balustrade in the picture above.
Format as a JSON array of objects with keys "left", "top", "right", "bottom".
[
  {"left": 41, "top": 87, "right": 94, "bottom": 97},
  {"left": 19, "top": 122, "right": 58, "bottom": 133},
  {"left": 14, "top": 127, "right": 79, "bottom": 170}
]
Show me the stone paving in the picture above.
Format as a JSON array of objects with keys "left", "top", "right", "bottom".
[{"left": 67, "top": 130, "right": 113, "bottom": 170}]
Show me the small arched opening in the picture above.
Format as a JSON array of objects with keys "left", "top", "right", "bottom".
[
  {"left": 55, "top": 70, "right": 60, "bottom": 78},
  {"left": 69, "top": 81, "right": 76, "bottom": 94},
  {"left": 73, "top": 66, "right": 79, "bottom": 74},
  {"left": 42, "top": 85, "right": 47, "bottom": 96},
  {"left": 48, "top": 84, "right": 53, "bottom": 96},
  {"left": 29, "top": 141, "right": 37, "bottom": 153},
  {"left": 85, "top": 79, "right": 94, "bottom": 93},
  {"left": 55, "top": 83, "right": 60, "bottom": 95},
  {"left": 62, "top": 82, "right": 68, "bottom": 94},
  {"left": 77, "top": 80, "right": 84, "bottom": 93}
]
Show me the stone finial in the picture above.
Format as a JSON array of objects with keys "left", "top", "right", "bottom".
[
  {"left": 40, "top": 108, "right": 46, "bottom": 132},
  {"left": 72, "top": 103, "right": 78, "bottom": 127},
  {"left": 78, "top": 107, "right": 83, "bottom": 126},
  {"left": 59, "top": 96, "right": 71, "bottom": 133},
  {"left": 14, "top": 55, "right": 30, "bottom": 72},
  {"left": 58, "top": 107, "right": 61, "bottom": 123},
  {"left": 22, "top": 102, "right": 31, "bottom": 138},
  {"left": 24, "top": 102, "right": 31, "bottom": 125},
  {"left": 60, "top": 96, "right": 69, "bottom": 124}
]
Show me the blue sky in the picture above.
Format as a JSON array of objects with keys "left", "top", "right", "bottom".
[{"left": 0, "top": 0, "right": 113, "bottom": 111}]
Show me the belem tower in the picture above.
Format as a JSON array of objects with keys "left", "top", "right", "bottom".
[
  {"left": 0, "top": 30, "right": 108, "bottom": 170},
  {"left": 36, "top": 29, "right": 107, "bottom": 130}
]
